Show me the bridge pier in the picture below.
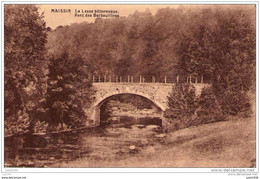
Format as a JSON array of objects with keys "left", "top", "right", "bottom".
[{"left": 94, "top": 107, "right": 101, "bottom": 126}]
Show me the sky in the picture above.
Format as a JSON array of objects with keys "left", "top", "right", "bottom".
[{"left": 38, "top": 4, "right": 181, "bottom": 29}]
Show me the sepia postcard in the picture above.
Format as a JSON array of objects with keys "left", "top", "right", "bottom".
[{"left": 1, "top": 1, "right": 258, "bottom": 179}]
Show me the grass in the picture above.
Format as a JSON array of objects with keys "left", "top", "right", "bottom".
[{"left": 51, "top": 114, "right": 255, "bottom": 168}]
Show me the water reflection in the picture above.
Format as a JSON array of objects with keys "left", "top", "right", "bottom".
[
  {"left": 5, "top": 118, "right": 163, "bottom": 167},
  {"left": 101, "top": 116, "right": 162, "bottom": 127}
]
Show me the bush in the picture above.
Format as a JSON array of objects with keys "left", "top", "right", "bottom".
[
  {"left": 164, "top": 83, "right": 197, "bottom": 119},
  {"left": 191, "top": 87, "right": 224, "bottom": 126},
  {"left": 212, "top": 75, "right": 253, "bottom": 117},
  {"left": 218, "top": 89, "right": 251, "bottom": 116},
  {"left": 45, "top": 53, "right": 94, "bottom": 131},
  {"left": 4, "top": 111, "right": 30, "bottom": 136},
  {"left": 163, "top": 116, "right": 192, "bottom": 131},
  {"left": 164, "top": 86, "right": 225, "bottom": 131}
]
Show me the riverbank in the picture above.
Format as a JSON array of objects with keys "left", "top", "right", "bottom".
[{"left": 51, "top": 115, "right": 255, "bottom": 168}]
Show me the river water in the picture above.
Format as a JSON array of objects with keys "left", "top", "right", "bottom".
[{"left": 4, "top": 120, "right": 165, "bottom": 167}]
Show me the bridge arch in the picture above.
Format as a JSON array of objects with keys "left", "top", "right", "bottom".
[
  {"left": 89, "top": 82, "right": 210, "bottom": 126},
  {"left": 94, "top": 92, "right": 166, "bottom": 110},
  {"left": 93, "top": 92, "right": 165, "bottom": 126}
]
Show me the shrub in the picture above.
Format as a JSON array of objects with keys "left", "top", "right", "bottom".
[
  {"left": 45, "top": 53, "right": 94, "bottom": 131},
  {"left": 218, "top": 89, "right": 251, "bottom": 116},
  {"left": 212, "top": 76, "right": 253, "bottom": 117},
  {"left": 164, "top": 86, "right": 226, "bottom": 131},
  {"left": 164, "top": 83, "right": 197, "bottom": 119},
  {"left": 191, "top": 87, "right": 224, "bottom": 126}
]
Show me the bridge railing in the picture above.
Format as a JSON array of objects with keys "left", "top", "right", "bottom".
[{"left": 92, "top": 75, "right": 208, "bottom": 84}]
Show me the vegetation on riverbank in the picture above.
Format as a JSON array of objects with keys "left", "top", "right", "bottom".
[{"left": 4, "top": 5, "right": 94, "bottom": 136}]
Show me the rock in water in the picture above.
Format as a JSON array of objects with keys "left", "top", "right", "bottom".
[
  {"left": 131, "top": 125, "right": 139, "bottom": 130},
  {"left": 146, "top": 125, "right": 159, "bottom": 129},
  {"left": 136, "top": 125, "right": 145, "bottom": 129},
  {"left": 155, "top": 134, "right": 166, "bottom": 138},
  {"left": 129, "top": 145, "right": 136, "bottom": 150},
  {"left": 146, "top": 146, "right": 156, "bottom": 154}
]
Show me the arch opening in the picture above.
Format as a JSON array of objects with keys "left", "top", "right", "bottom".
[{"left": 94, "top": 93, "right": 164, "bottom": 127}]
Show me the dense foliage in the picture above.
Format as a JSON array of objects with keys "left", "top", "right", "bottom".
[
  {"left": 4, "top": 5, "right": 48, "bottom": 135},
  {"left": 4, "top": 5, "right": 94, "bottom": 135},
  {"left": 163, "top": 6, "right": 255, "bottom": 127},
  {"left": 47, "top": 9, "right": 188, "bottom": 81},
  {"left": 45, "top": 53, "right": 94, "bottom": 131},
  {"left": 193, "top": 87, "right": 223, "bottom": 125},
  {"left": 179, "top": 7, "right": 255, "bottom": 115},
  {"left": 165, "top": 85, "right": 224, "bottom": 130},
  {"left": 47, "top": 5, "right": 255, "bottom": 86},
  {"left": 164, "top": 84, "right": 197, "bottom": 119}
]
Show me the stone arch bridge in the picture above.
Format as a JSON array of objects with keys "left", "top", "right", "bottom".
[{"left": 88, "top": 82, "right": 210, "bottom": 126}]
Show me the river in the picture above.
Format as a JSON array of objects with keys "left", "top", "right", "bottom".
[{"left": 5, "top": 120, "right": 166, "bottom": 167}]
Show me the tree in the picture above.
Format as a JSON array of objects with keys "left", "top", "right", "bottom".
[
  {"left": 4, "top": 5, "right": 48, "bottom": 135},
  {"left": 193, "top": 87, "right": 223, "bottom": 125},
  {"left": 45, "top": 53, "right": 94, "bottom": 131},
  {"left": 164, "top": 84, "right": 197, "bottom": 119},
  {"left": 212, "top": 8, "right": 255, "bottom": 115},
  {"left": 178, "top": 7, "right": 255, "bottom": 115},
  {"left": 46, "top": 9, "right": 187, "bottom": 82}
]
